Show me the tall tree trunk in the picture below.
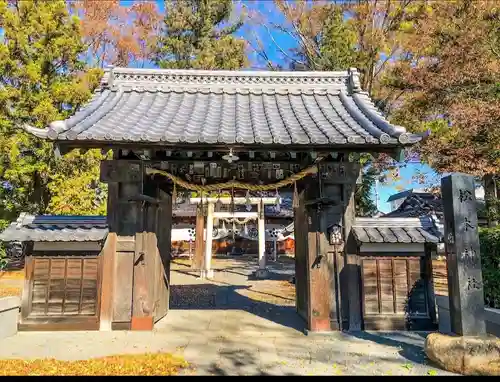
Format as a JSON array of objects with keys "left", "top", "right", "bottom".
[{"left": 484, "top": 173, "right": 498, "bottom": 227}]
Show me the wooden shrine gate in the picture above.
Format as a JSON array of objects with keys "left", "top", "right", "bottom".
[
  {"left": 98, "top": 158, "right": 362, "bottom": 331},
  {"left": 21, "top": 66, "right": 424, "bottom": 332}
]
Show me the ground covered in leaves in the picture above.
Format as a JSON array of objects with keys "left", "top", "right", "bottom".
[
  {"left": 0, "top": 270, "right": 23, "bottom": 298},
  {"left": 0, "top": 353, "right": 188, "bottom": 376}
]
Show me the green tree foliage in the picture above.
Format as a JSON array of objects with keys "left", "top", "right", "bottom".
[
  {"left": 386, "top": 0, "right": 500, "bottom": 176},
  {"left": 385, "top": 0, "right": 500, "bottom": 224},
  {"left": 0, "top": 0, "right": 106, "bottom": 221},
  {"left": 479, "top": 227, "right": 500, "bottom": 308},
  {"left": 355, "top": 165, "right": 378, "bottom": 217},
  {"left": 155, "top": 0, "right": 247, "bottom": 69}
]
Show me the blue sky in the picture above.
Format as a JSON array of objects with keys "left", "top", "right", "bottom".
[{"left": 373, "top": 163, "right": 439, "bottom": 212}]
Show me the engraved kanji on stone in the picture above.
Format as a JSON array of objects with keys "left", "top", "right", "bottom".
[
  {"left": 460, "top": 247, "right": 478, "bottom": 266},
  {"left": 466, "top": 277, "right": 482, "bottom": 291},
  {"left": 459, "top": 189, "right": 473, "bottom": 203},
  {"left": 464, "top": 217, "right": 475, "bottom": 231}
]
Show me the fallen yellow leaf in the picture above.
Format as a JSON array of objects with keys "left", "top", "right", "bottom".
[{"left": 0, "top": 353, "right": 188, "bottom": 376}]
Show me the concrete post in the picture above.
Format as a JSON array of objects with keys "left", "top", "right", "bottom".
[
  {"left": 255, "top": 200, "right": 268, "bottom": 278},
  {"left": 202, "top": 202, "right": 214, "bottom": 279}
]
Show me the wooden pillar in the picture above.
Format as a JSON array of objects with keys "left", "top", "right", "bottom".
[
  {"left": 307, "top": 201, "right": 335, "bottom": 331},
  {"left": 100, "top": 159, "right": 171, "bottom": 331},
  {"left": 202, "top": 202, "right": 214, "bottom": 279},
  {"left": 295, "top": 162, "right": 360, "bottom": 333},
  {"left": 99, "top": 233, "right": 117, "bottom": 331},
  {"left": 192, "top": 204, "right": 205, "bottom": 270},
  {"left": 294, "top": 183, "right": 309, "bottom": 322},
  {"left": 153, "top": 186, "right": 172, "bottom": 323},
  {"left": 343, "top": 181, "right": 362, "bottom": 331}
]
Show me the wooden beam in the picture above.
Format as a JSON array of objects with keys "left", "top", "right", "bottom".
[
  {"left": 57, "top": 141, "right": 403, "bottom": 156},
  {"left": 131, "top": 233, "right": 153, "bottom": 330},
  {"left": 112, "top": 248, "right": 134, "bottom": 324},
  {"left": 99, "top": 233, "right": 117, "bottom": 331}
]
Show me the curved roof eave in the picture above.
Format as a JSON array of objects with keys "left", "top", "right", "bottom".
[{"left": 21, "top": 67, "right": 425, "bottom": 149}]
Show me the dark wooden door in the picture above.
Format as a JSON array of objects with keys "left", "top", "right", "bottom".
[
  {"left": 361, "top": 256, "right": 432, "bottom": 330},
  {"left": 21, "top": 255, "right": 101, "bottom": 330}
]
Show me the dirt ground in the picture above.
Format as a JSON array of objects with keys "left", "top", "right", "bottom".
[{"left": 0, "top": 256, "right": 455, "bottom": 376}]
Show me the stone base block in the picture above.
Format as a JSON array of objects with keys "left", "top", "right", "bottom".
[
  {"left": 253, "top": 268, "right": 269, "bottom": 279},
  {"left": 131, "top": 316, "right": 154, "bottom": 331},
  {"left": 0, "top": 297, "right": 20, "bottom": 340},
  {"left": 200, "top": 269, "right": 214, "bottom": 279},
  {"left": 425, "top": 332, "right": 500, "bottom": 375},
  {"left": 304, "top": 329, "right": 339, "bottom": 336}
]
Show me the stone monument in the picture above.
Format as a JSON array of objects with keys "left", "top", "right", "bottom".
[
  {"left": 425, "top": 173, "right": 500, "bottom": 376},
  {"left": 441, "top": 173, "right": 486, "bottom": 336}
]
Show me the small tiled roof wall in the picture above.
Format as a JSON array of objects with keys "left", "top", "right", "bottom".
[
  {"left": 0, "top": 213, "right": 108, "bottom": 242},
  {"left": 23, "top": 67, "right": 424, "bottom": 148},
  {"left": 352, "top": 216, "right": 441, "bottom": 244}
]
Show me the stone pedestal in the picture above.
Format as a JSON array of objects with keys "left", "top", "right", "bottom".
[
  {"left": 200, "top": 269, "right": 214, "bottom": 279},
  {"left": 425, "top": 333, "right": 500, "bottom": 375},
  {"left": 254, "top": 268, "right": 269, "bottom": 279}
]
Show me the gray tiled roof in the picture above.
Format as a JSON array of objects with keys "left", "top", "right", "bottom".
[
  {"left": 24, "top": 67, "right": 423, "bottom": 147},
  {"left": 352, "top": 216, "right": 440, "bottom": 244},
  {"left": 0, "top": 214, "right": 108, "bottom": 242}
]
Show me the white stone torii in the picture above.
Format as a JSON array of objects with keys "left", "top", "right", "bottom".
[{"left": 189, "top": 197, "right": 281, "bottom": 279}]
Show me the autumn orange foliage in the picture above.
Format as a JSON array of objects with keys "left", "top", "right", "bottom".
[
  {"left": 73, "top": 0, "right": 162, "bottom": 68},
  {"left": 0, "top": 353, "right": 189, "bottom": 376}
]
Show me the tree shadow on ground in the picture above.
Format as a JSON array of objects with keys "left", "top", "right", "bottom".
[
  {"left": 205, "top": 348, "right": 298, "bottom": 376},
  {"left": 346, "top": 331, "right": 430, "bottom": 365},
  {"left": 169, "top": 283, "right": 305, "bottom": 332}
]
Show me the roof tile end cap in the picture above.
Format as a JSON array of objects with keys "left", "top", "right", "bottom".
[{"left": 22, "top": 124, "right": 49, "bottom": 139}]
